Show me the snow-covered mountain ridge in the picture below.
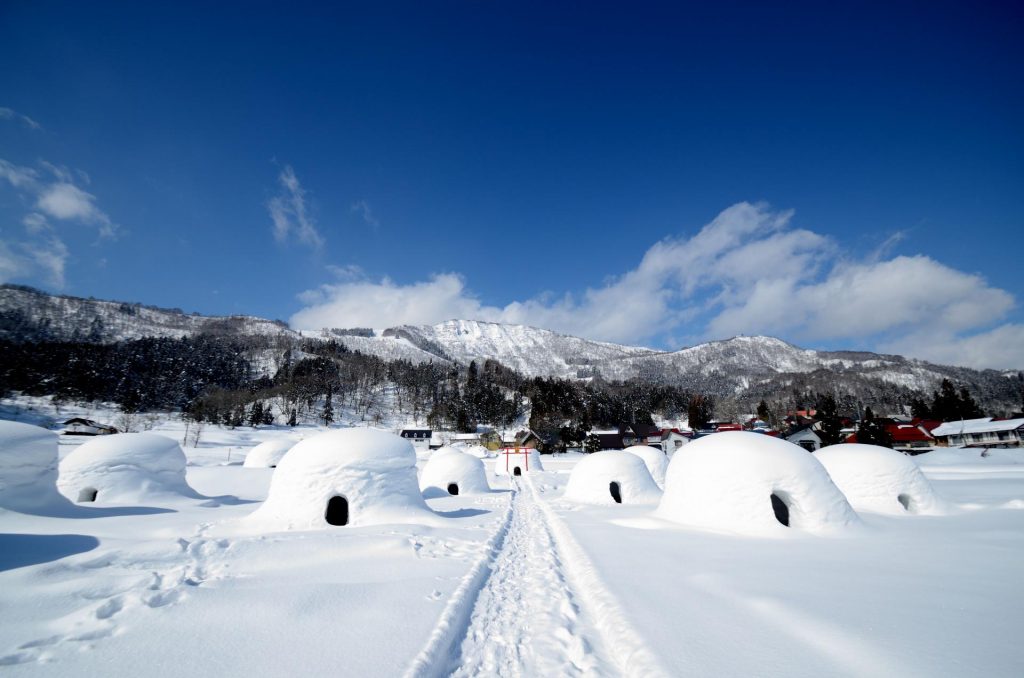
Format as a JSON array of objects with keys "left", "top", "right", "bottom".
[{"left": 2, "top": 285, "right": 1018, "bottom": 401}]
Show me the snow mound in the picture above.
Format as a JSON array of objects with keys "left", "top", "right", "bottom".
[
  {"left": 0, "top": 420, "right": 70, "bottom": 513},
  {"left": 493, "top": 447, "right": 544, "bottom": 476},
  {"left": 58, "top": 433, "right": 197, "bottom": 503},
  {"left": 622, "top": 445, "right": 669, "bottom": 488},
  {"left": 462, "top": 444, "right": 493, "bottom": 459},
  {"left": 243, "top": 438, "right": 297, "bottom": 468},
  {"left": 656, "top": 432, "right": 860, "bottom": 536},
  {"left": 565, "top": 451, "right": 663, "bottom": 506},
  {"left": 815, "top": 444, "right": 948, "bottom": 515},
  {"left": 247, "top": 428, "right": 432, "bottom": 530},
  {"left": 420, "top": 450, "right": 490, "bottom": 497}
]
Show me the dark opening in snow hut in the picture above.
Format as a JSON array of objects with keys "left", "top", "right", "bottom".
[
  {"left": 513, "top": 466, "right": 522, "bottom": 476},
  {"left": 609, "top": 481, "right": 622, "bottom": 504},
  {"left": 770, "top": 493, "right": 789, "bottom": 526},
  {"left": 447, "top": 482, "right": 459, "bottom": 495},
  {"left": 325, "top": 495, "right": 349, "bottom": 526},
  {"left": 77, "top": 487, "right": 98, "bottom": 503}
]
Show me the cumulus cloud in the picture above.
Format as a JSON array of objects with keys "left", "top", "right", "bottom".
[
  {"left": 0, "top": 158, "right": 115, "bottom": 289},
  {"left": 268, "top": 165, "right": 323, "bottom": 249},
  {"left": 0, "top": 107, "right": 42, "bottom": 130},
  {"left": 0, "top": 234, "right": 69, "bottom": 288},
  {"left": 290, "top": 202, "right": 1023, "bottom": 369}
]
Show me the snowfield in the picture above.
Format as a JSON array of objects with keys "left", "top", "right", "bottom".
[{"left": 2, "top": 411, "right": 1024, "bottom": 676}]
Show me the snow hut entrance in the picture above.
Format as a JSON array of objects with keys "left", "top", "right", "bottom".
[
  {"left": 897, "top": 493, "right": 914, "bottom": 512},
  {"left": 513, "top": 467, "right": 522, "bottom": 476},
  {"left": 609, "top": 481, "right": 622, "bottom": 504},
  {"left": 770, "top": 493, "right": 790, "bottom": 526},
  {"left": 78, "top": 487, "right": 98, "bottom": 503},
  {"left": 447, "top": 482, "right": 459, "bottom": 495},
  {"left": 325, "top": 495, "right": 349, "bottom": 526}
]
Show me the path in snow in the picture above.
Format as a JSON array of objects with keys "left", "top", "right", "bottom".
[{"left": 447, "top": 477, "right": 613, "bottom": 677}]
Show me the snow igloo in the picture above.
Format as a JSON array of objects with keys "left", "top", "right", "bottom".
[
  {"left": 656, "top": 432, "right": 860, "bottom": 536},
  {"left": 565, "top": 451, "right": 663, "bottom": 506},
  {"left": 493, "top": 447, "right": 543, "bottom": 477},
  {"left": 623, "top": 445, "right": 669, "bottom": 488},
  {"left": 247, "top": 428, "right": 432, "bottom": 529},
  {"left": 0, "top": 421, "right": 71, "bottom": 514},
  {"left": 243, "top": 437, "right": 298, "bottom": 468},
  {"left": 58, "top": 433, "right": 198, "bottom": 503},
  {"left": 420, "top": 448, "right": 490, "bottom": 498},
  {"left": 815, "top": 444, "right": 947, "bottom": 515}
]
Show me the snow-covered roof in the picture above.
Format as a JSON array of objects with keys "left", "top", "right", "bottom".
[{"left": 931, "top": 418, "right": 1024, "bottom": 437}]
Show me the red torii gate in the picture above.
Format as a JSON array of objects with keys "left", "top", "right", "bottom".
[{"left": 501, "top": 445, "right": 531, "bottom": 475}]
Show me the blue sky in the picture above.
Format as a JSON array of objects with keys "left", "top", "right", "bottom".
[{"left": 1, "top": 1, "right": 1022, "bottom": 368}]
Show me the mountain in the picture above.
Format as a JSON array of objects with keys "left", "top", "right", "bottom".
[{"left": 3, "top": 284, "right": 1021, "bottom": 409}]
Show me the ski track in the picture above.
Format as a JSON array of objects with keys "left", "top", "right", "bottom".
[
  {"left": 405, "top": 475, "right": 666, "bottom": 678},
  {"left": 448, "top": 477, "right": 612, "bottom": 677}
]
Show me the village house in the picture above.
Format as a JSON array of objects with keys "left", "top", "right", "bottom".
[
  {"left": 931, "top": 418, "right": 1024, "bottom": 448},
  {"left": 61, "top": 418, "right": 118, "bottom": 436},
  {"left": 398, "top": 426, "right": 432, "bottom": 451},
  {"left": 784, "top": 425, "right": 822, "bottom": 452}
]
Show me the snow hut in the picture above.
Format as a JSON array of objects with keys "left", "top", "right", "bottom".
[
  {"left": 247, "top": 428, "right": 431, "bottom": 529},
  {"left": 656, "top": 431, "right": 860, "bottom": 536},
  {"left": 58, "top": 433, "right": 198, "bottom": 503},
  {"left": 815, "top": 443, "right": 947, "bottom": 515},
  {"left": 243, "top": 438, "right": 298, "bottom": 468},
  {"left": 420, "top": 450, "right": 490, "bottom": 498},
  {"left": 623, "top": 445, "right": 669, "bottom": 488},
  {"left": 565, "top": 451, "right": 663, "bottom": 506},
  {"left": 0, "top": 421, "right": 70, "bottom": 514},
  {"left": 493, "top": 447, "right": 543, "bottom": 477}
]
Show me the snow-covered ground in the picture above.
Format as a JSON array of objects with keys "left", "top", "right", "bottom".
[{"left": 2, "top": 402, "right": 1023, "bottom": 676}]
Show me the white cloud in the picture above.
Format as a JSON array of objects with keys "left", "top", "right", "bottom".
[
  {"left": 351, "top": 200, "right": 379, "bottom": 229},
  {"left": 0, "top": 107, "right": 42, "bottom": 130},
  {"left": 0, "top": 158, "right": 117, "bottom": 238},
  {"left": 290, "top": 202, "right": 1023, "bottom": 369},
  {"left": 0, "top": 234, "right": 68, "bottom": 288},
  {"left": 0, "top": 157, "right": 116, "bottom": 289},
  {"left": 268, "top": 165, "right": 323, "bottom": 249}
]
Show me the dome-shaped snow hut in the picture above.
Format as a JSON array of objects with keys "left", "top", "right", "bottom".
[
  {"left": 656, "top": 432, "right": 860, "bottom": 536},
  {"left": 815, "top": 443, "right": 947, "bottom": 515},
  {"left": 622, "top": 445, "right": 669, "bottom": 489},
  {"left": 58, "top": 433, "right": 197, "bottom": 503},
  {"left": 247, "top": 428, "right": 432, "bottom": 529},
  {"left": 243, "top": 438, "right": 298, "bottom": 468},
  {"left": 493, "top": 447, "right": 543, "bottom": 477},
  {"left": 420, "top": 450, "right": 490, "bottom": 498},
  {"left": 565, "top": 451, "right": 663, "bottom": 506},
  {"left": 0, "top": 421, "right": 70, "bottom": 513}
]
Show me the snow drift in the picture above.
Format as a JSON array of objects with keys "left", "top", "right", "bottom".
[
  {"left": 622, "top": 445, "right": 669, "bottom": 488},
  {"left": 243, "top": 437, "right": 298, "bottom": 468},
  {"left": 247, "top": 428, "right": 433, "bottom": 530},
  {"left": 420, "top": 449, "right": 490, "bottom": 497},
  {"left": 815, "top": 443, "right": 948, "bottom": 515},
  {"left": 493, "top": 448, "right": 543, "bottom": 476},
  {"left": 565, "top": 451, "right": 663, "bottom": 506},
  {"left": 58, "top": 433, "right": 198, "bottom": 503},
  {"left": 656, "top": 432, "right": 860, "bottom": 536},
  {"left": 0, "top": 420, "right": 71, "bottom": 514}
]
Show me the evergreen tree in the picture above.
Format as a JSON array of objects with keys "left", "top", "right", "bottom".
[
  {"left": 261, "top": 403, "right": 275, "bottom": 425},
  {"left": 857, "top": 407, "right": 892, "bottom": 448},
  {"left": 756, "top": 399, "right": 770, "bottom": 423},
  {"left": 248, "top": 401, "right": 264, "bottom": 427},
  {"left": 583, "top": 434, "right": 602, "bottom": 454},
  {"left": 687, "top": 394, "right": 713, "bottom": 430},
  {"left": 288, "top": 408, "right": 297, "bottom": 427},
  {"left": 322, "top": 387, "right": 335, "bottom": 426},
  {"left": 909, "top": 397, "right": 931, "bottom": 419},
  {"left": 815, "top": 393, "right": 843, "bottom": 446}
]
